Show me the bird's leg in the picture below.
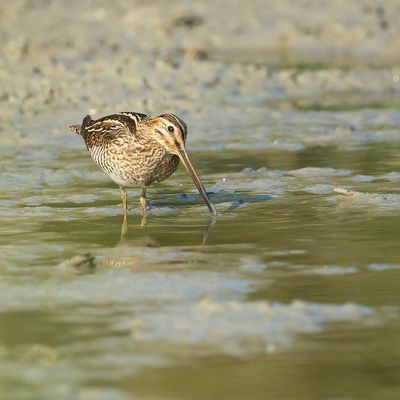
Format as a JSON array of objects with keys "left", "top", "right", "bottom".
[
  {"left": 140, "top": 187, "right": 147, "bottom": 215},
  {"left": 119, "top": 186, "right": 128, "bottom": 215},
  {"left": 119, "top": 187, "right": 128, "bottom": 237},
  {"left": 140, "top": 187, "right": 147, "bottom": 227}
]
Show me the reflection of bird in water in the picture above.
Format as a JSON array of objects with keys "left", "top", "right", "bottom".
[
  {"left": 112, "top": 217, "right": 216, "bottom": 270},
  {"left": 58, "top": 218, "right": 216, "bottom": 274},
  {"left": 69, "top": 112, "right": 217, "bottom": 231}
]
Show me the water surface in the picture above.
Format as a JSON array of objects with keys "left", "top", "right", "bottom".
[{"left": 1, "top": 141, "right": 400, "bottom": 399}]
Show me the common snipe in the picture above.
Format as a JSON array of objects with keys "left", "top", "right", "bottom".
[{"left": 69, "top": 112, "right": 217, "bottom": 221}]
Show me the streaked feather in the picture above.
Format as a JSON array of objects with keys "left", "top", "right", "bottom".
[{"left": 70, "top": 112, "right": 180, "bottom": 187}]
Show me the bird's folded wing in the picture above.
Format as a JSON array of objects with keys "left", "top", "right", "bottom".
[{"left": 81, "top": 112, "right": 149, "bottom": 147}]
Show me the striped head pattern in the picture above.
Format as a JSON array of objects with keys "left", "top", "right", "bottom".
[{"left": 152, "top": 114, "right": 188, "bottom": 155}]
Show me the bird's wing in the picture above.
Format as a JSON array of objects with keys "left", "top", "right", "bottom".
[
  {"left": 81, "top": 112, "right": 149, "bottom": 148},
  {"left": 117, "top": 112, "right": 149, "bottom": 127}
]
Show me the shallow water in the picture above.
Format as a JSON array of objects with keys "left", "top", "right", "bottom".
[
  {"left": 2, "top": 1, "right": 400, "bottom": 399},
  {"left": 1, "top": 141, "right": 400, "bottom": 399}
]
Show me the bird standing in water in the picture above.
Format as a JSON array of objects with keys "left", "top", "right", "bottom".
[{"left": 69, "top": 112, "right": 216, "bottom": 227}]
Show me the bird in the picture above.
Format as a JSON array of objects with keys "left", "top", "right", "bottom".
[{"left": 69, "top": 112, "right": 217, "bottom": 223}]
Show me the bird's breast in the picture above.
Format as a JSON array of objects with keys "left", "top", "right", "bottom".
[{"left": 88, "top": 141, "right": 179, "bottom": 187}]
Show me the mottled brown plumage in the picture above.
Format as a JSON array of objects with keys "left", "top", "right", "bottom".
[{"left": 69, "top": 112, "right": 216, "bottom": 219}]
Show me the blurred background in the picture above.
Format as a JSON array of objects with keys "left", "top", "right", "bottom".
[{"left": 1, "top": 1, "right": 400, "bottom": 399}]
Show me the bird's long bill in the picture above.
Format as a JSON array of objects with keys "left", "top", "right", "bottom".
[{"left": 177, "top": 148, "right": 217, "bottom": 215}]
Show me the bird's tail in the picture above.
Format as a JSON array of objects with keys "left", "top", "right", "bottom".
[
  {"left": 69, "top": 124, "right": 81, "bottom": 135},
  {"left": 69, "top": 115, "right": 93, "bottom": 136}
]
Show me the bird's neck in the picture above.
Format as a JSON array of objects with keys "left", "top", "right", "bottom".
[{"left": 135, "top": 129, "right": 167, "bottom": 157}]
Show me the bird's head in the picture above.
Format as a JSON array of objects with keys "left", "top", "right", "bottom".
[
  {"left": 149, "top": 113, "right": 217, "bottom": 215},
  {"left": 152, "top": 113, "right": 187, "bottom": 155}
]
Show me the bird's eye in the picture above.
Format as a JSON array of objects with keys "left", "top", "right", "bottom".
[{"left": 167, "top": 126, "right": 174, "bottom": 133}]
